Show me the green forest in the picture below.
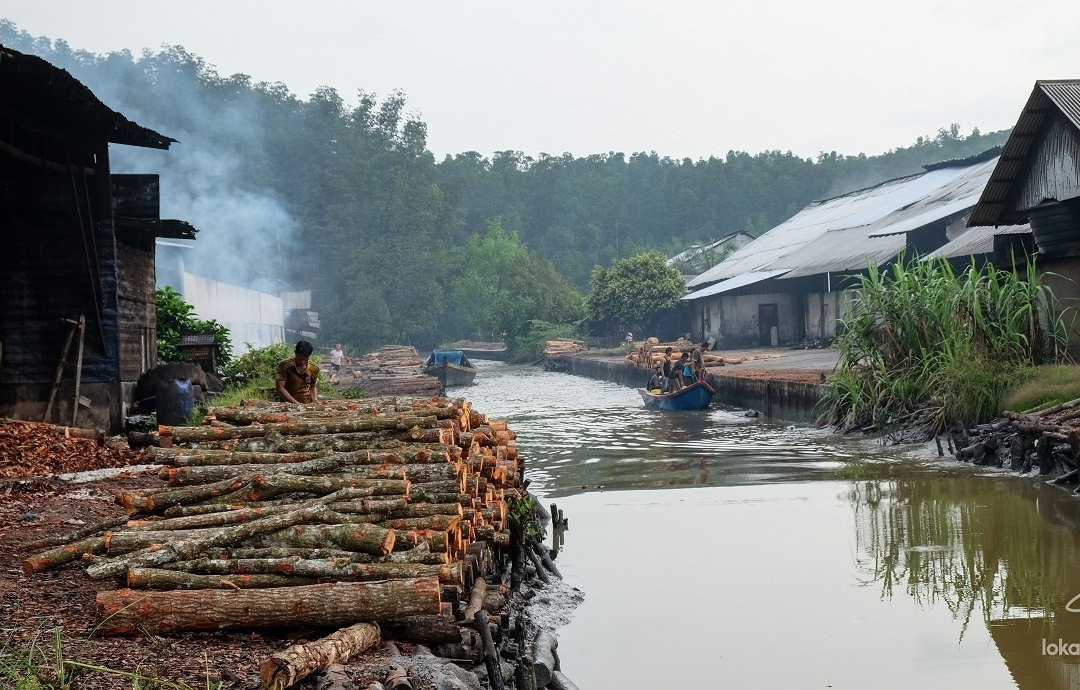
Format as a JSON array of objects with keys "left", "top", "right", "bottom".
[{"left": 1, "top": 21, "right": 1012, "bottom": 354}]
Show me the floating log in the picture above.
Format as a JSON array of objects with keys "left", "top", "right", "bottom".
[
  {"left": 94, "top": 578, "right": 441, "bottom": 634},
  {"left": 260, "top": 622, "right": 381, "bottom": 690}
]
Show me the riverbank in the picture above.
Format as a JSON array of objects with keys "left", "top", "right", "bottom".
[{"left": 561, "top": 347, "right": 837, "bottom": 423}]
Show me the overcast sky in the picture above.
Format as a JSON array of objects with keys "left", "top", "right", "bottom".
[{"left": 4, "top": 1, "right": 1079, "bottom": 160}]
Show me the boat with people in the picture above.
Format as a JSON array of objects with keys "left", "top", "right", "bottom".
[
  {"left": 638, "top": 380, "right": 716, "bottom": 410},
  {"left": 423, "top": 349, "right": 478, "bottom": 387}
]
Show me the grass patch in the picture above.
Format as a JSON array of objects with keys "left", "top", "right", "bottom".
[
  {"left": 0, "top": 627, "right": 222, "bottom": 690},
  {"left": 1003, "top": 365, "right": 1080, "bottom": 412}
]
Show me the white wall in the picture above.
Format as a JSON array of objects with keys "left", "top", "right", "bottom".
[{"left": 180, "top": 271, "right": 285, "bottom": 357}]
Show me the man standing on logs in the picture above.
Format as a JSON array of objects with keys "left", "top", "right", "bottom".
[{"left": 276, "top": 340, "right": 320, "bottom": 403}]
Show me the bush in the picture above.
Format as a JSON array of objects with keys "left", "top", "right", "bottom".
[
  {"left": 221, "top": 342, "right": 294, "bottom": 388},
  {"left": 155, "top": 286, "right": 232, "bottom": 371},
  {"left": 507, "top": 320, "right": 582, "bottom": 362}
]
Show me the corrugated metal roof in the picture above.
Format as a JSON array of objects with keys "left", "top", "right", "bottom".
[
  {"left": 969, "top": 80, "right": 1080, "bottom": 226},
  {"left": 687, "top": 155, "right": 997, "bottom": 290},
  {"left": 922, "top": 224, "right": 1030, "bottom": 260},
  {"left": 0, "top": 44, "right": 175, "bottom": 149},
  {"left": 681, "top": 269, "right": 790, "bottom": 300}
]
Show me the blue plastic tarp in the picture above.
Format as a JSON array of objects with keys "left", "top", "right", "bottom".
[{"left": 430, "top": 350, "right": 464, "bottom": 366}]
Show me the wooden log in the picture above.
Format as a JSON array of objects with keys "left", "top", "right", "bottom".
[
  {"left": 27, "top": 515, "right": 129, "bottom": 551},
  {"left": 162, "top": 454, "right": 425, "bottom": 486},
  {"left": 248, "top": 475, "right": 410, "bottom": 501},
  {"left": 185, "top": 545, "right": 447, "bottom": 565},
  {"left": 531, "top": 630, "right": 558, "bottom": 688},
  {"left": 95, "top": 578, "right": 441, "bottom": 635},
  {"left": 150, "top": 447, "right": 326, "bottom": 467},
  {"left": 23, "top": 536, "right": 106, "bottom": 574},
  {"left": 255, "top": 523, "right": 397, "bottom": 556},
  {"left": 378, "top": 614, "right": 462, "bottom": 644},
  {"left": 463, "top": 577, "right": 487, "bottom": 621},
  {"left": 532, "top": 542, "right": 563, "bottom": 579},
  {"left": 154, "top": 558, "right": 459, "bottom": 585},
  {"left": 315, "top": 663, "right": 353, "bottom": 690},
  {"left": 549, "top": 671, "right": 580, "bottom": 690},
  {"left": 474, "top": 610, "right": 504, "bottom": 690},
  {"left": 160, "top": 414, "right": 440, "bottom": 442},
  {"left": 260, "top": 622, "right": 380, "bottom": 690},
  {"left": 117, "top": 476, "right": 251, "bottom": 514},
  {"left": 376, "top": 515, "right": 461, "bottom": 532},
  {"left": 127, "top": 568, "right": 319, "bottom": 590},
  {"left": 162, "top": 488, "right": 385, "bottom": 518},
  {"left": 525, "top": 548, "right": 550, "bottom": 584},
  {"left": 392, "top": 530, "right": 448, "bottom": 553},
  {"left": 87, "top": 504, "right": 345, "bottom": 580}
]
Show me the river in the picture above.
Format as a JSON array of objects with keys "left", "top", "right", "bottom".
[{"left": 458, "top": 360, "right": 1080, "bottom": 689}]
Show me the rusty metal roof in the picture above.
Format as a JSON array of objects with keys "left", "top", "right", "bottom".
[
  {"left": 686, "top": 154, "right": 999, "bottom": 291},
  {"left": 968, "top": 80, "right": 1080, "bottom": 226},
  {"left": 0, "top": 44, "right": 175, "bottom": 149}
]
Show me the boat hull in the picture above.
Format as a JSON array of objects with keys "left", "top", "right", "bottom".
[
  {"left": 638, "top": 381, "right": 716, "bottom": 410},
  {"left": 424, "top": 362, "right": 477, "bottom": 387}
]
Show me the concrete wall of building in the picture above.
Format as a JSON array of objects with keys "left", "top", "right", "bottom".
[
  {"left": 692, "top": 292, "right": 799, "bottom": 349},
  {"left": 804, "top": 290, "right": 856, "bottom": 340},
  {"left": 180, "top": 272, "right": 285, "bottom": 357}
]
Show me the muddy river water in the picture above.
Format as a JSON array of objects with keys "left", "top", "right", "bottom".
[{"left": 461, "top": 361, "right": 1080, "bottom": 689}]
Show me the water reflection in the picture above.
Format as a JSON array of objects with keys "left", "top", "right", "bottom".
[
  {"left": 465, "top": 361, "right": 1080, "bottom": 688},
  {"left": 850, "top": 477, "right": 1080, "bottom": 688}
]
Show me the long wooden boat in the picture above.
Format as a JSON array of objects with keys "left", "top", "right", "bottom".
[
  {"left": 423, "top": 350, "right": 478, "bottom": 387},
  {"left": 457, "top": 343, "right": 509, "bottom": 361},
  {"left": 638, "top": 380, "right": 716, "bottom": 411}
]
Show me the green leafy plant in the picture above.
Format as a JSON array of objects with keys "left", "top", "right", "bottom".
[
  {"left": 155, "top": 287, "right": 232, "bottom": 371},
  {"left": 220, "top": 342, "right": 294, "bottom": 388},
  {"left": 507, "top": 494, "right": 545, "bottom": 541},
  {"left": 820, "top": 256, "right": 1068, "bottom": 434}
]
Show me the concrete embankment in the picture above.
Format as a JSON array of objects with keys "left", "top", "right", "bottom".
[{"left": 563, "top": 352, "right": 831, "bottom": 423}]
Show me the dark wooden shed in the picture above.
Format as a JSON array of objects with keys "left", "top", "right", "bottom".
[{"left": 0, "top": 44, "right": 189, "bottom": 432}]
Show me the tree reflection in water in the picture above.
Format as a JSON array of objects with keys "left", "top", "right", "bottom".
[{"left": 850, "top": 477, "right": 1080, "bottom": 689}]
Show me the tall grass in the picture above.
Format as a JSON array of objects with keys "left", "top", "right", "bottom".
[{"left": 821, "top": 256, "right": 1067, "bottom": 433}]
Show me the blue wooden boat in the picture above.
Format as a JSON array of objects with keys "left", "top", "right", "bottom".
[{"left": 638, "top": 380, "right": 716, "bottom": 410}]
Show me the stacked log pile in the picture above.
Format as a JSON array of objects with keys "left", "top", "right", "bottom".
[
  {"left": 22, "top": 396, "right": 570, "bottom": 689},
  {"left": 341, "top": 346, "right": 440, "bottom": 397},
  {"left": 542, "top": 340, "right": 584, "bottom": 357},
  {"left": 623, "top": 337, "right": 739, "bottom": 368},
  {"left": 952, "top": 398, "right": 1080, "bottom": 487}
]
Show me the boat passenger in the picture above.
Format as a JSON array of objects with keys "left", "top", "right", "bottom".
[
  {"left": 647, "top": 366, "right": 665, "bottom": 394},
  {"left": 692, "top": 342, "right": 707, "bottom": 382},
  {"left": 670, "top": 353, "right": 689, "bottom": 392}
]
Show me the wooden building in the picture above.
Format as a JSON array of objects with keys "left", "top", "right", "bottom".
[
  {"left": 0, "top": 45, "right": 192, "bottom": 432},
  {"left": 969, "top": 80, "right": 1080, "bottom": 352}
]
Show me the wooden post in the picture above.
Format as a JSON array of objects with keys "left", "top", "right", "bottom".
[
  {"left": 71, "top": 314, "right": 86, "bottom": 426},
  {"left": 43, "top": 318, "right": 78, "bottom": 422}
]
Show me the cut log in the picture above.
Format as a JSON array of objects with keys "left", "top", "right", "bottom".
[
  {"left": 154, "top": 557, "right": 458, "bottom": 584},
  {"left": 127, "top": 568, "right": 319, "bottom": 590},
  {"left": 260, "top": 622, "right": 380, "bottom": 690},
  {"left": 255, "top": 523, "right": 396, "bottom": 556},
  {"left": 23, "top": 536, "right": 106, "bottom": 574},
  {"left": 116, "top": 476, "right": 251, "bottom": 514},
  {"left": 27, "top": 515, "right": 129, "bottom": 551},
  {"left": 87, "top": 504, "right": 343, "bottom": 579},
  {"left": 315, "top": 663, "right": 353, "bottom": 690},
  {"left": 378, "top": 614, "right": 462, "bottom": 644},
  {"left": 248, "top": 474, "right": 409, "bottom": 501},
  {"left": 531, "top": 630, "right": 558, "bottom": 688},
  {"left": 150, "top": 447, "right": 326, "bottom": 467},
  {"left": 474, "top": 610, "right": 504, "bottom": 690},
  {"left": 95, "top": 578, "right": 441, "bottom": 634},
  {"left": 463, "top": 578, "right": 487, "bottom": 621},
  {"left": 549, "top": 671, "right": 579, "bottom": 690},
  {"left": 160, "top": 415, "right": 439, "bottom": 443},
  {"left": 161, "top": 453, "right": 417, "bottom": 486},
  {"left": 392, "top": 530, "right": 449, "bottom": 553}
]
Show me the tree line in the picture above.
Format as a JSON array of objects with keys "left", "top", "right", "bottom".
[{"left": 1, "top": 22, "right": 1012, "bottom": 355}]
